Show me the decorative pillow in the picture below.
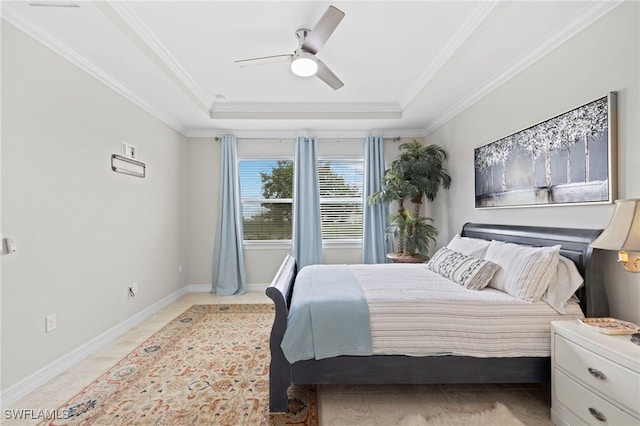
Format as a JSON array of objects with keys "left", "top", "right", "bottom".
[
  {"left": 484, "top": 241, "right": 561, "bottom": 301},
  {"left": 446, "top": 234, "right": 490, "bottom": 259},
  {"left": 542, "top": 256, "right": 584, "bottom": 314},
  {"left": 427, "top": 247, "right": 500, "bottom": 290}
]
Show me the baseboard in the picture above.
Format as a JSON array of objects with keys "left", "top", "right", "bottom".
[
  {"left": 188, "top": 283, "right": 269, "bottom": 293},
  {"left": 0, "top": 282, "right": 272, "bottom": 408},
  {"left": 0, "top": 286, "right": 189, "bottom": 409},
  {"left": 247, "top": 283, "right": 268, "bottom": 292},
  {"left": 186, "top": 284, "right": 211, "bottom": 292}
]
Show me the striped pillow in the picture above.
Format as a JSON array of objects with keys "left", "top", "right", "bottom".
[
  {"left": 485, "top": 241, "right": 561, "bottom": 301},
  {"left": 446, "top": 234, "right": 490, "bottom": 259},
  {"left": 427, "top": 247, "right": 500, "bottom": 290}
]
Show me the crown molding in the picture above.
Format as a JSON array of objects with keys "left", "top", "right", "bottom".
[
  {"left": 1, "top": 3, "right": 188, "bottom": 136},
  {"left": 185, "top": 128, "right": 423, "bottom": 139},
  {"left": 422, "top": 0, "right": 624, "bottom": 136},
  {"left": 209, "top": 102, "right": 402, "bottom": 120},
  {"left": 97, "top": 1, "right": 211, "bottom": 113},
  {"left": 399, "top": 1, "right": 499, "bottom": 109}
]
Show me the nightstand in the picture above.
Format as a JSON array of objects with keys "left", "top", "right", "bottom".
[{"left": 551, "top": 320, "right": 640, "bottom": 425}]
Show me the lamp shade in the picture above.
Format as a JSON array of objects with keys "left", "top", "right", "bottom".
[{"left": 591, "top": 198, "right": 640, "bottom": 251}]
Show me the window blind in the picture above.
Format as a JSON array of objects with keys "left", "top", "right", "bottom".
[
  {"left": 318, "top": 159, "right": 364, "bottom": 240},
  {"left": 239, "top": 159, "right": 293, "bottom": 241}
]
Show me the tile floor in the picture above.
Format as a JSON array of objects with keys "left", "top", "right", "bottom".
[{"left": 4, "top": 292, "right": 553, "bottom": 425}]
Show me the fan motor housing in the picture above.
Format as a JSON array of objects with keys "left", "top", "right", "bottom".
[{"left": 295, "top": 28, "right": 312, "bottom": 45}]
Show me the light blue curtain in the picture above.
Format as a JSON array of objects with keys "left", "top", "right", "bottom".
[
  {"left": 362, "top": 136, "right": 390, "bottom": 263},
  {"left": 212, "top": 135, "right": 246, "bottom": 295},
  {"left": 292, "top": 136, "right": 323, "bottom": 269}
]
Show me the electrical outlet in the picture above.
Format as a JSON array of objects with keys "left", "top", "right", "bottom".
[
  {"left": 128, "top": 282, "right": 138, "bottom": 298},
  {"left": 45, "top": 314, "right": 56, "bottom": 333}
]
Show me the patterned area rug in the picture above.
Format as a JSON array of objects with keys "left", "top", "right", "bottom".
[{"left": 40, "top": 304, "right": 318, "bottom": 426}]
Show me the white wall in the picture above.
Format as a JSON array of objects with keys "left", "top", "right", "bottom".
[
  {"left": 186, "top": 136, "right": 419, "bottom": 286},
  {"left": 185, "top": 138, "right": 218, "bottom": 286},
  {"left": 1, "top": 22, "right": 188, "bottom": 390},
  {"left": 427, "top": 2, "right": 640, "bottom": 324}
]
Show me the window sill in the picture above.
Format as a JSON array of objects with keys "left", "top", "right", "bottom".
[
  {"left": 322, "top": 240, "right": 362, "bottom": 249},
  {"left": 244, "top": 240, "right": 292, "bottom": 250},
  {"left": 243, "top": 240, "right": 362, "bottom": 250}
]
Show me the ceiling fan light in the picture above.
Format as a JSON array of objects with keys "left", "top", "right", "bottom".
[{"left": 291, "top": 53, "right": 318, "bottom": 77}]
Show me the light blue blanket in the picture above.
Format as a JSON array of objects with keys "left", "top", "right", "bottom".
[{"left": 280, "top": 264, "right": 373, "bottom": 363}]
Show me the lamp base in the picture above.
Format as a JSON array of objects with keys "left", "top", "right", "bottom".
[{"left": 618, "top": 250, "right": 640, "bottom": 273}]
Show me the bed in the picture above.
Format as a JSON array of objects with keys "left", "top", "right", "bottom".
[{"left": 265, "top": 222, "right": 609, "bottom": 413}]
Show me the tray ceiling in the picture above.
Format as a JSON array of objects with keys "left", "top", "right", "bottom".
[{"left": 1, "top": 1, "right": 621, "bottom": 137}]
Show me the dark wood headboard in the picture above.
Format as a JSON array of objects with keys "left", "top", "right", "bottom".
[{"left": 461, "top": 222, "right": 608, "bottom": 317}]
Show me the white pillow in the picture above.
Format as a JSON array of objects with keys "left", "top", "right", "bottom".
[
  {"left": 542, "top": 256, "right": 584, "bottom": 314},
  {"left": 484, "top": 241, "right": 561, "bottom": 301},
  {"left": 446, "top": 234, "right": 490, "bottom": 259},
  {"left": 427, "top": 247, "right": 500, "bottom": 290}
]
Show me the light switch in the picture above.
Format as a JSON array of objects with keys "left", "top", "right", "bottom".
[{"left": 4, "top": 237, "right": 17, "bottom": 254}]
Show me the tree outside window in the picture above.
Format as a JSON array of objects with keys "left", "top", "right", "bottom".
[{"left": 238, "top": 158, "right": 363, "bottom": 241}]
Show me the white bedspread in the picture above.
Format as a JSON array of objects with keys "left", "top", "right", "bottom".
[{"left": 349, "top": 263, "right": 585, "bottom": 358}]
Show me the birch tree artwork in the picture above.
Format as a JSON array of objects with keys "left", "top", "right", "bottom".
[{"left": 474, "top": 94, "right": 615, "bottom": 208}]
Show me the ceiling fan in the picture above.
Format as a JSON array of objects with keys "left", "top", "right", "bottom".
[{"left": 235, "top": 5, "right": 345, "bottom": 90}]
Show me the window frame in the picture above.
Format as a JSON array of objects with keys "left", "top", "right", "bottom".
[
  {"left": 237, "top": 155, "right": 364, "bottom": 249},
  {"left": 238, "top": 156, "right": 294, "bottom": 249}
]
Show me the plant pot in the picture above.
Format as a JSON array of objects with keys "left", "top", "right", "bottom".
[{"left": 386, "top": 253, "right": 430, "bottom": 264}]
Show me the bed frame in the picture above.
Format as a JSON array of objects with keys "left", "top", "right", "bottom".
[{"left": 265, "top": 222, "right": 609, "bottom": 413}]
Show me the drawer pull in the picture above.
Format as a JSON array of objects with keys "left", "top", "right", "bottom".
[
  {"left": 588, "top": 367, "right": 607, "bottom": 380},
  {"left": 588, "top": 407, "right": 607, "bottom": 422}
]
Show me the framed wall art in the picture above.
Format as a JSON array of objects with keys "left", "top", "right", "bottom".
[{"left": 474, "top": 92, "right": 617, "bottom": 209}]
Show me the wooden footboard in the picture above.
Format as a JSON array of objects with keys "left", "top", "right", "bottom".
[{"left": 265, "top": 254, "right": 297, "bottom": 413}]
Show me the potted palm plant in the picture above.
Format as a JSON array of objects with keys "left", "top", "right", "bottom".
[{"left": 368, "top": 140, "right": 451, "bottom": 262}]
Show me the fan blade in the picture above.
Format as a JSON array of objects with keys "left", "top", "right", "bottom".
[
  {"left": 316, "top": 59, "right": 344, "bottom": 90},
  {"left": 301, "top": 5, "right": 345, "bottom": 54},
  {"left": 235, "top": 54, "right": 292, "bottom": 67}
]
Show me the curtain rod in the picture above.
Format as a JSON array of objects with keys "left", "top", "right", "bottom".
[{"left": 213, "top": 136, "right": 401, "bottom": 141}]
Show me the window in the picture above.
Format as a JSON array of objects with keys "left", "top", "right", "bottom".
[
  {"left": 318, "top": 159, "right": 364, "bottom": 240},
  {"left": 239, "top": 159, "right": 293, "bottom": 241},
  {"left": 238, "top": 157, "right": 364, "bottom": 242}
]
